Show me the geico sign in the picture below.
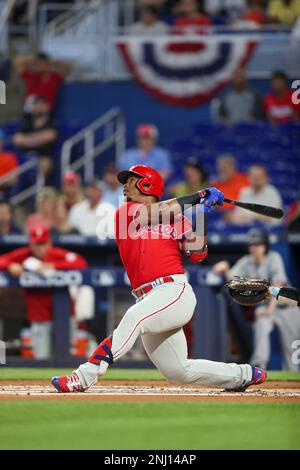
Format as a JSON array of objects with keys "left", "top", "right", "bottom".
[{"left": 20, "top": 271, "right": 83, "bottom": 287}]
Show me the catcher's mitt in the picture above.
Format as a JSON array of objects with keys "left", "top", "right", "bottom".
[{"left": 225, "top": 277, "right": 271, "bottom": 306}]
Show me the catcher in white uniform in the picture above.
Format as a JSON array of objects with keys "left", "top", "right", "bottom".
[
  {"left": 52, "top": 165, "right": 266, "bottom": 393},
  {"left": 214, "top": 228, "right": 300, "bottom": 371}
]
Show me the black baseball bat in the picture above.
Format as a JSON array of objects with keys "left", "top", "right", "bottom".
[{"left": 223, "top": 197, "right": 284, "bottom": 219}]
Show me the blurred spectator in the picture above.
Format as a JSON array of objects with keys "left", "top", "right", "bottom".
[
  {"left": 217, "top": 68, "right": 264, "bottom": 123},
  {"left": 14, "top": 52, "right": 70, "bottom": 113},
  {"left": 229, "top": 164, "right": 283, "bottom": 225},
  {"left": 287, "top": 186, "right": 300, "bottom": 232},
  {"left": 0, "top": 201, "right": 22, "bottom": 235},
  {"left": 204, "top": 0, "right": 247, "bottom": 24},
  {"left": 119, "top": 124, "right": 173, "bottom": 181},
  {"left": 136, "top": 0, "right": 179, "bottom": 19},
  {"left": 138, "top": 0, "right": 167, "bottom": 8},
  {"left": 213, "top": 228, "right": 300, "bottom": 371},
  {"left": 68, "top": 180, "right": 115, "bottom": 237},
  {"left": 0, "top": 129, "right": 19, "bottom": 195},
  {"left": 173, "top": 0, "right": 212, "bottom": 33},
  {"left": 25, "top": 186, "right": 58, "bottom": 233},
  {"left": 264, "top": 71, "right": 298, "bottom": 124},
  {"left": 51, "top": 195, "right": 80, "bottom": 236},
  {"left": 10, "top": 0, "right": 41, "bottom": 26},
  {"left": 102, "top": 164, "right": 124, "bottom": 209},
  {"left": 62, "top": 171, "right": 83, "bottom": 211},
  {"left": 242, "top": 0, "right": 266, "bottom": 26},
  {"left": 268, "top": 0, "right": 300, "bottom": 25},
  {"left": 0, "top": 224, "right": 87, "bottom": 359},
  {"left": 212, "top": 154, "right": 249, "bottom": 209},
  {"left": 169, "top": 157, "right": 208, "bottom": 197},
  {"left": 13, "top": 97, "right": 58, "bottom": 181},
  {"left": 129, "top": 5, "right": 169, "bottom": 34}
]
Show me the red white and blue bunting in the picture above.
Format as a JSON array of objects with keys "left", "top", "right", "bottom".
[{"left": 117, "top": 36, "right": 258, "bottom": 107}]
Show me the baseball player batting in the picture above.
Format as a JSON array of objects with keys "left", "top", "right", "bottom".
[{"left": 52, "top": 164, "right": 266, "bottom": 393}]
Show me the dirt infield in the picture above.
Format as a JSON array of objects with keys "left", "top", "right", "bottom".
[{"left": 0, "top": 380, "right": 300, "bottom": 403}]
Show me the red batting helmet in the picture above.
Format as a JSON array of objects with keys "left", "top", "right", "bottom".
[{"left": 117, "top": 165, "right": 164, "bottom": 199}]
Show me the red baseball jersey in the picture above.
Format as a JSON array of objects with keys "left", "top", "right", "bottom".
[
  {"left": 115, "top": 201, "right": 195, "bottom": 289},
  {"left": 0, "top": 247, "right": 87, "bottom": 322},
  {"left": 21, "top": 70, "right": 63, "bottom": 109},
  {"left": 263, "top": 91, "right": 297, "bottom": 124}
]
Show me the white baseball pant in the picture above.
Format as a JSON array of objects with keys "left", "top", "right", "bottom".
[
  {"left": 31, "top": 321, "right": 52, "bottom": 359},
  {"left": 31, "top": 318, "right": 77, "bottom": 360},
  {"left": 76, "top": 274, "right": 252, "bottom": 388},
  {"left": 251, "top": 305, "right": 300, "bottom": 371}
]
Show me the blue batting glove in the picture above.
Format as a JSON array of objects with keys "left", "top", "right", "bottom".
[{"left": 200, "top": 187, "right": 224, "bottom": 209}]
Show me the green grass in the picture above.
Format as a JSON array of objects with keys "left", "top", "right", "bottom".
[
  {"left": 0, "top": 402, "right": 299, "bottom": 450},
  {"left": 0, "top": 368, "right": 299, "bottom": 450},
  {"left": 0, "top": 368, "right": 164, "bottom": 381},
  {"left": 266, "top": 371, "right": 300, "bottom": 382},
  {"left": 0, "top": 367, "right": 299, "bottom": 382}
]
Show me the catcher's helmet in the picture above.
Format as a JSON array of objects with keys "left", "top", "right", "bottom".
[
  {"left": 117, "top": 164, "right": 164, "bottom": 199},
  {"left": 247, "top": 228, "right": 269, "bottom": 246}
]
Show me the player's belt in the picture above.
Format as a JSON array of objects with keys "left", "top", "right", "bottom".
[{"left": 132, "top": 276, "right": 174, "bottom": 299}]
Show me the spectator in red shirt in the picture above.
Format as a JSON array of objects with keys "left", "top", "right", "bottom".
[
  {"left": 243, "top": 0, "right": 266, "bottom": 26},
  {"left": 212, "top": 154, "right": 249, "bottom": 213},
  {"left": 264, "top": 71, "right": 299, "bottom": 124},
  {"left": 0, "top": 224, "right": 87, "bottom": 359},
  {"left": 173, "top": 0, "right": 212, "bottom": 34},
  {"left": 14, "top": 52, "right": 71, "bottom": 113}
]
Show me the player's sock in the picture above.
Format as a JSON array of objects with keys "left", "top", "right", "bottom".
[
  {"left": 74, "top": 336, "right": 113, "bottom": 388},
  {"left": 88, "top": 335, "right": 114, "bottom": 373}
]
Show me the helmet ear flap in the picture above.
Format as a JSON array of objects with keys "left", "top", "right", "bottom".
[
  {"left": 136, "top": 178, "right": 151, "bottom": 195},
  {"left": 135, "top": 178, "right": 143, "bottom": 194},
  {"left": 129, "top": 165, "right": 164, "bottom": 199}
]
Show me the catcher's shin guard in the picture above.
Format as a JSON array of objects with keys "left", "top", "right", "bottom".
[{"left": 88, "top": 335, "right": 114, "bottom": 367}]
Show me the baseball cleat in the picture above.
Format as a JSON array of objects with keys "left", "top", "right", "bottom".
[
  {"left": 225, "top": 366, "right": 267, "bottom": 392},
  {"left": 51, "top": 372, "right": 85, "bottom": 393}
]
